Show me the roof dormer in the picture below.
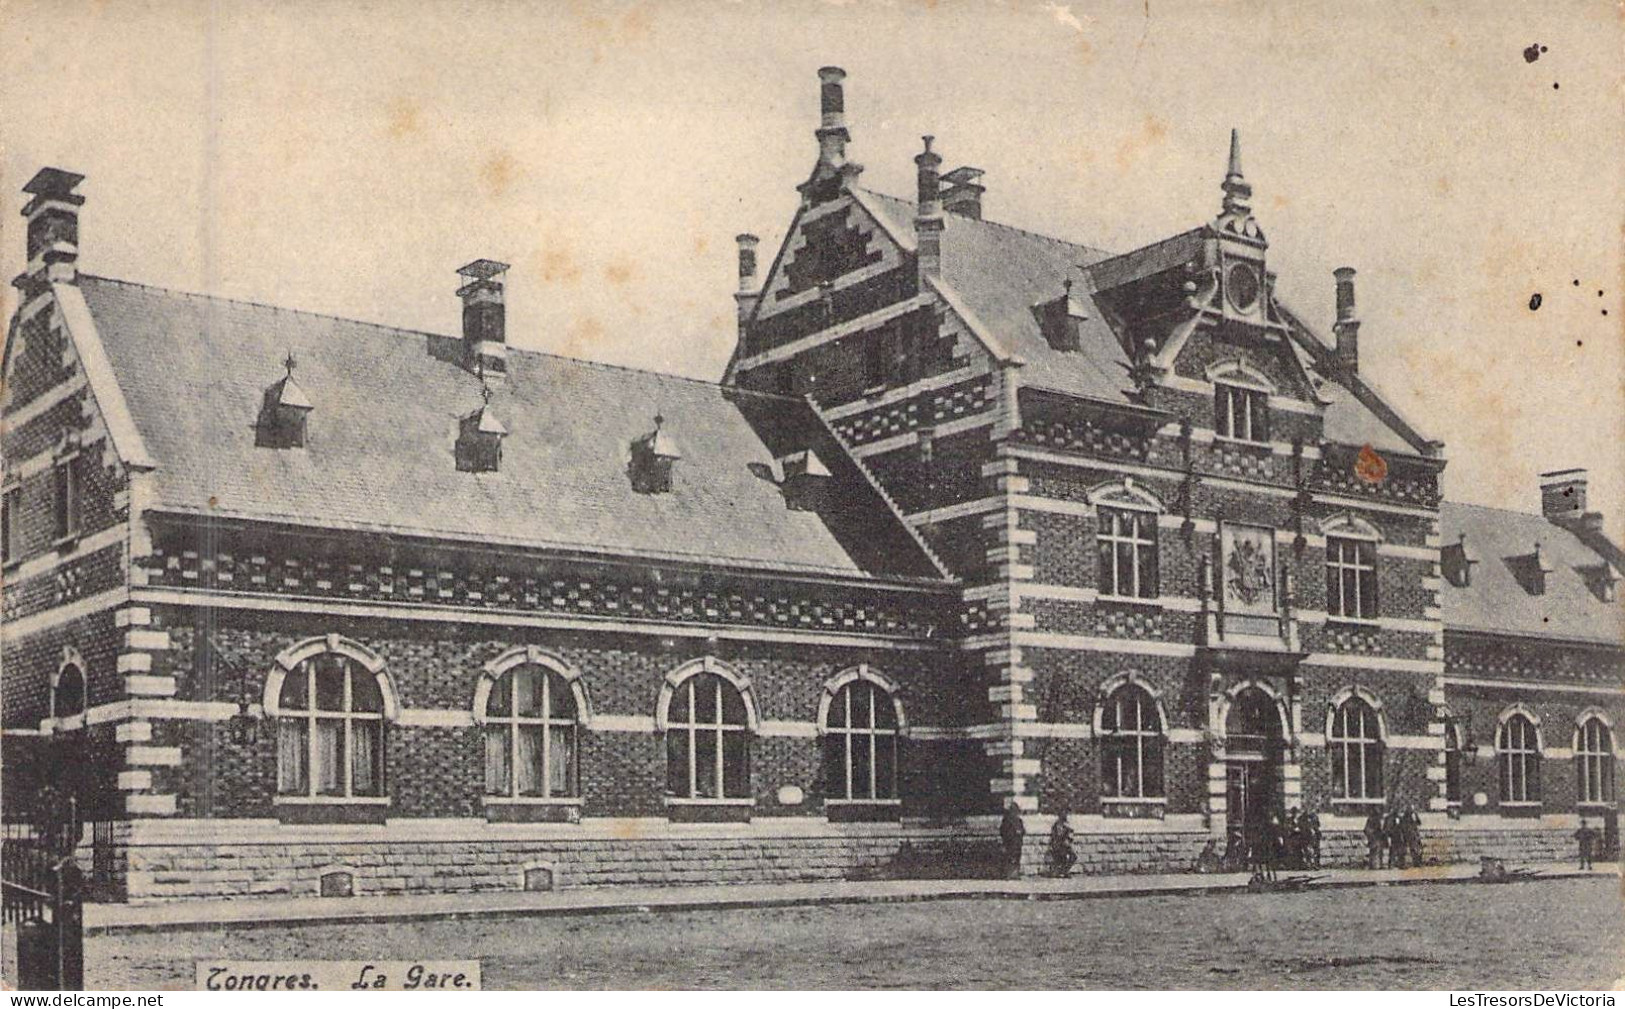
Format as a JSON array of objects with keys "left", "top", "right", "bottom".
[
  {"left": 255, "top": 352, "right": 314, "bottom": 449},
  {"left": 1441, "top": 532, "right": 1479, "bottom": 588},
  {"left": 629, "top": 414, "right": 681, "bottom": 494},
  {"left": 779, "top": 449, "right": 834, "bottom": 512},
  {"left": 455, "top": 384, "right": 506, "bottom": 474},
  {"left": 1031, "top": 279, "right": 1089, "bottom": 352}
]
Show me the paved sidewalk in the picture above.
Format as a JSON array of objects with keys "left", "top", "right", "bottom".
[{"left": 85, "top": 861, "right": 1617, "bottom": 935}]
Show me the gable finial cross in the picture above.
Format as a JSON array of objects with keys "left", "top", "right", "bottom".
[{"left": 283, "top": 351, "right": 297, "bottom": 377}]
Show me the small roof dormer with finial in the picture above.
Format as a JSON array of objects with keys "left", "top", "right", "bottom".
[{"left": 255, "top": 352, "right": 315, "bottom": 449}]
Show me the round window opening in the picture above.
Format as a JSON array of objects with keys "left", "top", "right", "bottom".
[{"left": 1226, "top": 262, "right": 1260, "bottom": 311}]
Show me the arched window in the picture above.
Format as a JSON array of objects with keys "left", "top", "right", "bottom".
[
  {"left": 52, "top": 664, "right": 86, "bottom": 720},
  {"left": 664, "top": 672, "right": 750, "bottom": 800},
  {"left": 823, "top": 679, "right": 900, "bottom": 802},
  {"left": 1329, "top": 697, "right": 1383, "bottom": 800},
  {"left": 1498, "top": 713, "right": 1541, "bottom": 804},
  {"left": 1100, "top": 683, "right": 1164, "bottom": 799},
  {"left": 482, "top": 665, "right": 579, "bottom": 799},
  {"left": 276, "top": 651, "right": 386, "bottom": 798},
  {"left": 1226, "top": 687, "right": 1284, "bottom": 756},
  {"left": 1576, "top": 717, "right": 1615, "bottom": 806},
  {"left": 1444, "top": 720, "right": 1463, "bottom": 806}
]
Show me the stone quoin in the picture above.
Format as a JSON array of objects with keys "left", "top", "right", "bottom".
[{"left": 3, "top": 69, "right": 1620, "bottom": 903}]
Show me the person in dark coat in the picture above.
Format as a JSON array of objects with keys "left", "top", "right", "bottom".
[
  {"left": 999, "top": 800, "right": 1026, "bottom": 879},
  {"left": 1048, "top": 809, "right": 1078, "bottom": 877},
  {"left": 1363, "top": 809, "right": 1385, "bottom": 869},
  {"left": 1283, "top": 808, "right": 1303, "bottom": 869},
  {"left": 1384, "top": 809, "right": 1405, "bottom": 868},
  {"left": 1403, "top": 805, "right": 1425, "bottom": 867},
  {"left": 1575, "top": 819, "right": 1599, "bottom": 870},
  {"left": 1304, "top": 809, "right": 1323, "bottom": 868}
]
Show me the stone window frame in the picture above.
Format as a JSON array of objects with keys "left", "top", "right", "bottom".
[
  {"left": 48, "top": 646, "right": 89, "bottom": 731},
  {"left": 1095, "top": 672, "right": 1169, "bottom": 806},
  {"left": 264, "top": 634, "right": 397, "bottom": 807},
  {"left": 472, "top": 646, "right": 592, "bottom": 807},
  {"left": 1320, "top": 514, "right": 1383, "bottom": 624},
  {"left": 817, "top": 665, "right": 907, "bottom": 807},
  {"left": 1207, "top": 362, "right": 1275, "bottom": 445},
  {"left": 50, "top": 438, "right": 83, "bottom": 547},
  {"left": 1088, "top": 478, "right": 1163, "bottom": 603},
  {"left": 1441, "top": 712, "right": 1465, "bottom": 808},
  {"left": 0, "top": 479, "right": 20, "bottom": 569},
  {"left": 1324, "top": 687, "right": 1387, "bottom": 803},
  {"left": 1215, "top": 678, "right": 1293, "bottom": 755},
  {"left": 1495, "top": 705, "right": 1543, "bottom": 808},
  {"left": 656, "top": 657, "right": 759, "bottom": 807},
  {"left": 1573, "top": 708, "right": 1616, "bottom": 808}
]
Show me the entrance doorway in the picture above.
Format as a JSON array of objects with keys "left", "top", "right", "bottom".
[{"left": 1223, "top": 686, "right": 1286, "bottom": 865}]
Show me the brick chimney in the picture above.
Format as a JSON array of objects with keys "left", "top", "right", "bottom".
[
  {"left": 914, "top": 136, "right": 943, "bottom": 282},
  {"left": 13, "top": 168, "right": 85, "bottom": 296},
  {"left": 457, "top": 259, "right": 509, "bottom": 381},
  {"left": 734, "top": 233, "right": 760, "bottom": 339},
  {"left": 816, "top": 66, "right": 850, "bottom": 171},
  {"left": 1332, "top": 267, "right": 1359, "bottom": 373},
  {"left": 941, "top": 166, "right": 985, "bottom": 220},
  {"left": 1540, "top": 469, "right": 1589, "bottom": 523}
]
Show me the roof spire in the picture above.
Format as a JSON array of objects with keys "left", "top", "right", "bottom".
[
  {"left": 283, "top": 350, "right": 297, "bottom": 378},
  {"left": 1221, "top": 127, "right": 1252, "bottom": 216}
]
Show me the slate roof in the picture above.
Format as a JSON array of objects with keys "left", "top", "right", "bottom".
[
  {"left": 75, "top": 276, "right": 945, "bottom": 583},
  {"left": 854, "top": 189, "right": 1420, "bottom": 456},
  {"left": 1439, "top": 502, "right": 1625, "bottom": 646}
]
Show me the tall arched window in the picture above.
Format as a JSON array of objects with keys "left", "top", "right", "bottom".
[
  {"left": 1498, "top": 713, "right": 1541, "bottom": 804},
  {"left": 1444, "top": 720, "right": 1463, "bottom": 806},
  {"left": 1100, "top": 683, "right": 1164, "bottom": 799},
  {"left": 823, "top": 679, "right": 900, "bottom": 802},
  {"left": 664, "top": 672, "right": 750, "bottom": 800},
  {"left": 1576, "top": 717, "right": 1615, "bottom": 806},
  {"left": 277, "top": 651, "right": 386, "bottom": 798},
  {"left": 52, "top": 664, "right": 86, "bottom": 720},
  {"left": 1329, "top": 696, "right": 1384, "bottom": 800},
  {"left": 483, "top": 665, "right": 579, "bottom": 799}
]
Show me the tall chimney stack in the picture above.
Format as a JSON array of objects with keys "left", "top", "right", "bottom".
[
  {"left": 1332, "top": 267, "right": 1360, "bottom": 373},
  {"left": 734, "top": 233, "right": 761, "bottom": 338},
  {"left": 914, "top": 136, "right": 943, "bottom": 281},
  {"left": 13, "top": 168, "right": 85, "bottom": 296},
  {"left": 1540, "top": 469, "right": 1589, "bottom": 523},
  {"left": 816, "top": 66, "right": 850, "bottom": 170},
  {"left": 457, "top": 259, "right": 510, "bottom": 381}
]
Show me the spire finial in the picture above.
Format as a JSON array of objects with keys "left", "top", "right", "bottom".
[
  {"left": 1219, "top": 127, "right": 1253, "bottom": 219},
  {"left": 283, "top": 351, "right": 297, "bottom": 378},
  {"left": 481, "top": 380, "right": 494, "bottom": 406},
  {"left": 654, "top": 413, "right": 665, "bottom": 430}
]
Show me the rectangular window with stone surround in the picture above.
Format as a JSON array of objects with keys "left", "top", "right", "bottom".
[
  {"left": 1215, "top": 383, "right": 1269, "bottom": 442},
  {"left": 52, "top": 453, "right": 81, "bottom": 543},
  {"left": 0, "top": 484, "right": 18, "bottom": 565},
  {"left": 1097, "top": 507, "right": 1158, "bottom": 599},
  {"left": 1325, "top": 537, "right": 1378, "bottom": 620}
]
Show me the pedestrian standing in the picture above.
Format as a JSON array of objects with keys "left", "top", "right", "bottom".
[
  {"left": 999, "top": 800, "right": 1026, "bottom": 879},
  {"left": 1283, "top": 808, "right": 1303, "bottom": 869},
  {"left": 1404, "top": 805, "right": 1424, "bottom": 867},
  {"left": 1363, "top": 809, "right": 1384, "bottom": 870},
  {"left": 1305, "top": 809, "right": 1323, "bottom": 868},
  {"left": 1048, "top": 809, "right": 1078, "bottom": 877},
  {"left": 1384, "top": 808, "right": 1405, "bottom": 868},
  {"left": 1575, "top": 819, "right": 1599, "bottom": 870}
]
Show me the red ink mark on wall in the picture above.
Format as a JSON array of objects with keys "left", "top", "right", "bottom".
[{"left": 1354, "top": 444, "right": 1388, "bottom": 485}]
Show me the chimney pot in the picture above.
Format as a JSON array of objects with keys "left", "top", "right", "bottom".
[
  {"left": 815, "top": 66, "right": 850, "bottom": 169},
  {"left": 14, "top": 168, "right": 86, "bottom": 293},
  {"left": 457, "top": 259, "right": 510, "bottom": 381},
  {"left": 914, "top": 136, "right": 944, "bottom": 281},
  {"left": 1539, "top": 468, "right": 1589, "bottom": 523},
  {"left": 1332, "top": 267, "right": 1360, "bottom": 372}
]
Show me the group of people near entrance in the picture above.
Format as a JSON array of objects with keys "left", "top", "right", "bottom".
[
  {"left": 1362, "top": 805, "right": 1426, "bottom": 869},
  {"left": 1204, "top": 808, "right": 1324, "bottom": 878}
]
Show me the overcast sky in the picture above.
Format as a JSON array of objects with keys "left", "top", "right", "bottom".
[{"left": 4, "top": 0, "right": 1620, "bottom": 534}]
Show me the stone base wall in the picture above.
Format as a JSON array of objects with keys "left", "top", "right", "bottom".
[
  {"left": 95, "top": 821, "right": 1602, "bottom": 903},
  {"left": 119, "top": 825, "right": 995, "bottom": 903}
]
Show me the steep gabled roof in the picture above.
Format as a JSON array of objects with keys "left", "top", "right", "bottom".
[
  {"left": 76, "top": 275, "right": 946, "bottom": 583},
  {"left": 853, "top": 189, "right": 1428, "bottom": 454},
  {"left": 1440, "top": 501, "right": 1625, "bottom": 646}
]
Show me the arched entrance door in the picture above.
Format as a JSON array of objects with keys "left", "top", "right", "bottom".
[{"left": 1225, "top": 685, "right": 1286, "bottom": 852}]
